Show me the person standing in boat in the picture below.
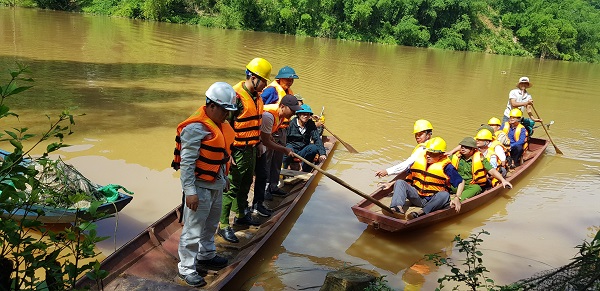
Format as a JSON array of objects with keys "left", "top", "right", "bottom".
[
  {"left": 252, "top": 95, "right": 300, "bottom": 216},
  {"left": 219, "top": 58, "right": 272, "bottom": 244},
  {"left": 449, "top": 137, "right": 512, "bottom": 201},
  {"left": 283, "top": 104, "right": 328, "bottom": 172},
  {"left": 387, "top": 137, "right": 465, "bottom": 219},
  {"left": 260, "top": 66, "right": 299, "bottom": 199},
  {"left": 171, "top": 82, "right": 237, "bottom": 287},
  {"left": 375, "top": 119, "right": 434, "bottom": 178},
  {"left": 503, "top": 76, "right": 542, "bottom": 135},
  {"left": 501, "top": 108, "right": 529, "bottom": 168}
]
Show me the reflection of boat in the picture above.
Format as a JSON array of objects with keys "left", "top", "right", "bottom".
[
  {"left": 0, "top": 150, "right": 134, "bottom": 224},
  {"left": 75, "top": 136, "right": 337, "bottom": 290},
  {"left": 351, "top": 137, "right": 549, "bottom": 232}
]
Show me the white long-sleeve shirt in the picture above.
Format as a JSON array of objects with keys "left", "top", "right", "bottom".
[{"left": 385, "top": 145, "right": 426, "bottom": 175}]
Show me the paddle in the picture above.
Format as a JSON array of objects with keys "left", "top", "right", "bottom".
[
  {"left": 531, "top": 104, "right": 563, "bottom": 154},
  {"left": 322, "top": 125, "right": 359, "bottom": 153},
  {"left": 291, "top": 152, "right": 398, "bottom": 216}
]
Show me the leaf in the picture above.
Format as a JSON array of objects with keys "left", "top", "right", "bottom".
[
  {"left": 9, "top": 139, "right": 22, "bottom": 150},
  {"left": 6, "top": 85, "right": 33, "bottom": 96}
]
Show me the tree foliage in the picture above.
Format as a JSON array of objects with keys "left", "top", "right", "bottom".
[{"left": 4, "top": 0, "right": 600, "bottom": 62}]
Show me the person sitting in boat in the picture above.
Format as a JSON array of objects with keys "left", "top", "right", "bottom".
[
  {"left": 171, "top": 82, "right": 237, "bottom": 287},
  {"left": 475, "top": 128, "right": 508, "bottom": 178},
  {"left": 383, "top": 137, "right": 465, "bottom": 219},
  {"left": 487, "top": 117, "right": 510, "bottom": 148},
  {"left": 294, "top": 93, "right": 325, "bottom": 135},
  {"left": 501, "top": 108, "right": 529, "bottom": 168},
  {"left": 375, "top": 119, "right": 433, "bottom": 178},
  {"left": 253, "top": 94, "right": 299, "bottom": 217},
  {"left": 283, "top": 104, "right": 327, "bottom": 172},
  {"left": 449, "top": 137, "right": 512, "bottom": 201}
]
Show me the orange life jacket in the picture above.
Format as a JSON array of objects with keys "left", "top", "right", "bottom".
[
  {"left": 406, "top": 154, "right": 452, "bottom": 196},
  {"left": 232, "top": 81, "right": 263, "bottom": 147},
  {"left": 502, "top": 122, "right": 528, "bottom": 151},
  {"left": 451, "top": 152, "right": 487, "bottom": 186},
  {"left": 266, "top": 80, "right": 293, "bottom": 128},
  {"left": 262, "top": 104, "right": 285, "bottom": 134},
  {"left": 172, "top": 105, "right": 235, "bottom": 182}
]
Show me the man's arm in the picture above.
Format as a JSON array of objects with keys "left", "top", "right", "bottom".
[
  {"left": 375, "top": 147, "right": 423, "bottom": 177},
  {"left": 260, "top": 112, "right": 292, "bottom": 156},
  {"left": 179, "top": 123, "right": 209, "bottom": 211}
]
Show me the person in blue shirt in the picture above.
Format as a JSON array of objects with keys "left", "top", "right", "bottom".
[{"left": 500, "top": 108, "right": 528, "bottom": 168}]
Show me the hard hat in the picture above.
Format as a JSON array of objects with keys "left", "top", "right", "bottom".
[
  {"left": 509, "top": 108, "right": 523, "bottom": 118},
  {"left": 475, "top": 129, "right": 493, "bottom": 141},
  {"left": 478, "top": 125, "right": 495, "bottom": 136},
  {"left": 413, "top": 119, "right": 433, "bottom": 134},
  {"left": 488, "top": 117, "right": 502, "bottom": 126},
  {"left": 459, "top": 137, "right": 477, "bottom": 148},
  {"left": 275, "top": 66, "right": 299, "bottom": 79},
  {"left": 205, "top": 82, "right": 237, "bottom": 111},
  {"left": 296, "top": 104, "right": 313, "bottom": 115},
  {"left": 246, "top": 58, "right": 272, "bottom": 81},
  {"left": 425, "top": 137, "right": 446, "bottom": 153}
]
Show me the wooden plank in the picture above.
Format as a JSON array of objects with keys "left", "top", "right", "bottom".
[{"left": 280, "top": 168, "right": 308, "bottom": 177}]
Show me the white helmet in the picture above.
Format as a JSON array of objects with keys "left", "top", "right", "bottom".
[{"left": 205, "top": 82, "right": 237, "bottom": 111}]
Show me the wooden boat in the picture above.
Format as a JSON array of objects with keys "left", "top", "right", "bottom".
[
  {"left": 351, "top": 137, "right": 549, "bottom": 232},
  {"left": 75, "top": 136, "right": 338, "bottom": 290},
  {"left": 0, "top": 150, "right": 134, "bottom": 224}
]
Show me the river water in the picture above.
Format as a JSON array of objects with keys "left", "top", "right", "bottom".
[{"left": 1, "top": 7, "right": 600, "bottom": 290}]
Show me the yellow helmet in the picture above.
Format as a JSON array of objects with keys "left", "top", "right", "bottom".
[
  {"left": 246, "top": 58, "right": 272, "bottom": 81},
  {"left": 488, "top": 117, "right": 502, "bottom": 126},
  {"left": 509, "top": 108, "right": 523, "bottom": 118},
  {"left": 475, "top": 129, "right": 493, "bottom": 141},
  {"left": 413, "top": 119, "right": 433, "bottom": 134},
  {"left": 425, "top": 137, "right": 446, "bottom": 153}
]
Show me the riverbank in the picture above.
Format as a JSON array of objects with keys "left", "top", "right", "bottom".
[{"left": 3, "top": 0, "right": 600, "bottom": 63}]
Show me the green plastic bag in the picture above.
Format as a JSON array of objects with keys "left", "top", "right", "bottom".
[{"left": 97, "top": 184, "right": 134, "bottom": 202}]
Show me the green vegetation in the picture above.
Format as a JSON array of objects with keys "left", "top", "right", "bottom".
[
  {"left": 3, "top": 0, "right": 600, "bottom": 62},
  {"left": 0, "top": 64, "right": 107, "bottom": 290}
]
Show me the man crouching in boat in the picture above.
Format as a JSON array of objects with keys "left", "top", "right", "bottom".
[
  {"left": 449, "top": 137, "right": 512, "bottom": 201},
  {"left": 171, "top": 82, "right": 237, "bottom": 287},
  {"left": 383, "top": 137, "right": 465, "bottom": 219}
]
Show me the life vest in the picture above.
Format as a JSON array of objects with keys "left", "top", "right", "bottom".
[
  {"left": 412, "top": 143, "right": 426, "bottom": 155},
  {"left": 502, "top": 122, "right": 528, "bottom": 151},
  {"left": 171, "top": 105, "right": 235, "bottom": 182},
  {"left": 262, "top": 104, "right": 286, "bottom": 134},
  {"left": 451, "top": 152, "right": 487, "bottom": 186},
  {"left": 232, "top": 81, "right": 263, "bottom": 147},
  {"left": 266, "top": 80, "right": 293, "bottom": 128},
  {"left": 406, "top": 155, "right": 451, "bottom": 196}
]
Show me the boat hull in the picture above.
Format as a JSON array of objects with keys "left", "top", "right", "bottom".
[{"left": 351, "top": 137, "right": 549, "bottom": 232}]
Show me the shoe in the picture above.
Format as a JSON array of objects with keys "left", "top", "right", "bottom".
[
  {"left": 406, "top": 211, "right": 421, "bottom": 220},
  {"left": 270, "top": 187, "right": 288, "bottom": 197},
  {"left": 217, "top": 227, "right": 239, "bottom": 243},
  {"left": 234, "top": 215, "right": 261, "bottom": 226},
  {"left": 253, "top": 203, "right": 273, "bottom": 217},
  {"left": 178, "top": 272, "right": 206, "bottom": 287},
  {"left": 265, "top": 191, "right": 273, "bottom": 201},
  {"left": 197, "top": 255, "right": 228, "bottom": 269},
  {"left": 391, "top": 206, "right": 405, "bottom": 215}
]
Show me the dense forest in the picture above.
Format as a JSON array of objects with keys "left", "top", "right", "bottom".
[{"left": 3, "top": 0, "right": 600, "bottom": 62}]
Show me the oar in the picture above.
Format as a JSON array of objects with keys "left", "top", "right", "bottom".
[
  {"left": 533, "top": 120, "right": 554, "bottom": 129},
  {"left": 531, "top": 104, "right": 563, "bottom": 155},
  {"left": 322, "top": 125, "right": 359, "bottom": 153},
  {"left": 291, "top": 152, "right": 398, "bottom": 215}
]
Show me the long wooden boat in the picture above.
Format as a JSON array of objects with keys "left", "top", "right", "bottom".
[
  {"left": 351, "top": 137, "right": 549, "bottom": 232},
  {"left": 75, "top": 136, "right": 338, "bottom": 290},
  {"left": 0, "top": 150, "right": 134, "bottom": 224}
]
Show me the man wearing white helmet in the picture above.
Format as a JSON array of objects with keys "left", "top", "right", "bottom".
[{"left": 171, "top": 82, "right": 237, "bottom": 287}]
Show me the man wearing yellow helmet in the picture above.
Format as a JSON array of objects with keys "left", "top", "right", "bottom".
[
  {"left": 219, "top": 58, "right": 272, "bottom": 243},
  {"left": 388, "top": 137, "right": 465, "bottom": 219},
  {"left": 500, "top": 108, "right": 528, "bottom": 168},
  {"left": 375, "top": 119, "right": 433, "bottom": 178},
  {"left": 488, "top": 117, "right": 510, "bottom": 148},
  {"left": 449, "top": 137, "right": 512, "bottom": 200}
]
